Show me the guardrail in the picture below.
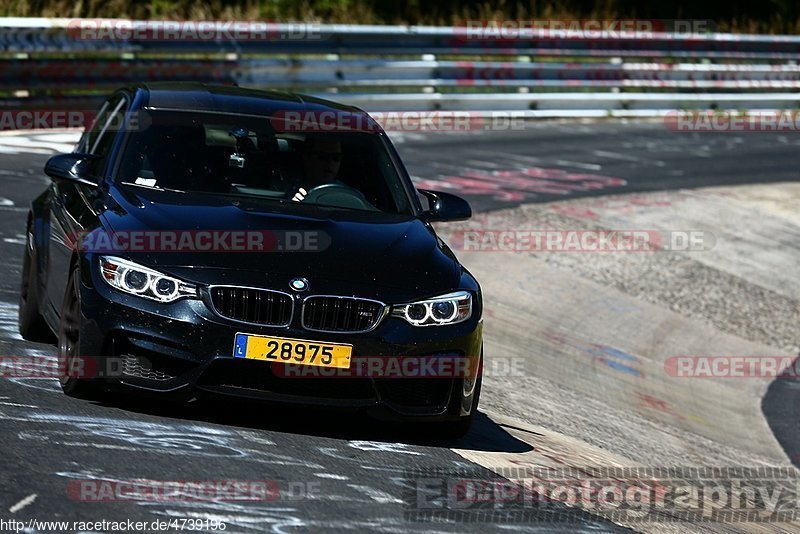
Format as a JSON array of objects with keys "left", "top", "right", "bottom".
[{"left": 2, "top": 18, "right": 800, "bottom": 114}]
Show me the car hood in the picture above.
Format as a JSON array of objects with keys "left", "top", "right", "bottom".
[{"left": 97, "top": 185, "right": 462, "bottom": 298}]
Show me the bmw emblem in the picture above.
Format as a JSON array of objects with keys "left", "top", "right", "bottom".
[{"left": 290, "top": 278, "right": 309, "bottom": 292}]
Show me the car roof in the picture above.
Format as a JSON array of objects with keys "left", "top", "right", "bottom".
[{"left": 128, "top": 82, "right": 365, "bottom": 116}]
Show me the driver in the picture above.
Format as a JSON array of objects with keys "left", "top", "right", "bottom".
[{"left": 291, "top": 138, "right": 343, "bottom": 202}]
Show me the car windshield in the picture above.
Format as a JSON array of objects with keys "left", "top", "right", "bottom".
[{"left": 116, "top": 110, "right": 413, "bottom": 214}]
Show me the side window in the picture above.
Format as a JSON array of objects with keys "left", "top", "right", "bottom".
[
  {"left": 89, "top": 96, "right": 126, "bottom": 157},
  {"left": 85, "top": 95, "right": 127, "bottom": 177},
  {"left": 77, "top": 99, "right": 110, "bottom": 154}
]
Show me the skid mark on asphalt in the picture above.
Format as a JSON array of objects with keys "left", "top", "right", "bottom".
[
  {"left": 26, "top": 413, "right": 251, "bottom": 458},
  {"left": 48, "top": 439, "right": 452, "bottom": 532},
  {"left": 0, "top": 311, "right": 463, "bottom": 532},
  {"left": 6, "top": 377, "right": 61, "bottom": 393},
  {"left": 0, "top": 300, "right": 63, "bottom": 394},
  {"left": 4, "top": 390, "right": 454, "bottom": 518},
  {"left": 57, "top": 469, "right": 307, "bottom": 533},
  {"left": 23, "top": 420, "right": 327, "bottom": 468},
  {"left": 57, "top": 472, "right": 420, "bottom": 532},
  {"left": 149, "top": 504, "right": 306, "bottom": 534}
]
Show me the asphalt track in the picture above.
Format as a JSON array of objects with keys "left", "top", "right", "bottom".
[{"left": 0, "top": 121, "right": 797, "bottom": 533}]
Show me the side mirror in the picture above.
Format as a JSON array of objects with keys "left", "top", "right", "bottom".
[
  {"left": 44, "top": 153, "right": 101, "bottom": 187},
  {"left": 418, "top": 189, "right": 472, "bottom": 222}
]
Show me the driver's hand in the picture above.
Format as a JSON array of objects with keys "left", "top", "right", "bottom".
[{"left": 291, "top": 187, "right": 307, "bottom": 202}]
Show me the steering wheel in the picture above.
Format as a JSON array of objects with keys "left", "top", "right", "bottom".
[{"left": 302, "top": 183, "right": 375, "bottom": 210}]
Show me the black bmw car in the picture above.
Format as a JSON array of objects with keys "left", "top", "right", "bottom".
[{"left": 19, "top": 83, "right": 483, "bottom": 437}]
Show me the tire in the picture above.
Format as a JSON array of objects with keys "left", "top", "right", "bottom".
[
  {"left": 58, "top": 267, "right": 101, "bottom": 399},
  {"left": 18, "top": 222, "right": 55, "bottom": 344}
]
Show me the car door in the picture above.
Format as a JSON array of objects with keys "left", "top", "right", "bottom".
[{"left": 46, "top": 94, "right": 128, "bottom": 315}]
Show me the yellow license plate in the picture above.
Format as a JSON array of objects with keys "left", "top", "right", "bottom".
[{"left": 233, "top": 333, "right": 352, "bottom": 369}]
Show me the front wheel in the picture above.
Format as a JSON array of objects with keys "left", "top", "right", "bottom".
[
  {"left": 58, "top": 267, "right": 101, "bottom": 399},
  {"left": 18, "top": 222, "right": 55, "bottom": 343}
]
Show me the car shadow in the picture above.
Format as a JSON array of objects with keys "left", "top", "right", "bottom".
[
  {"left": 95, "top": 393, "right": 532, "bottom": 454},
  {"left": 761, "top": 354, "right": 800, "bottom": 468}
]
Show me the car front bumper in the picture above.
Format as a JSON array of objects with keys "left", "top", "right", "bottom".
[{"left": 76, "top": 263, "right": 483, "bottom": 422}]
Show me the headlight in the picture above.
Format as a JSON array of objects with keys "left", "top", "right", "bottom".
[
  {"left": 391, "top": 291, "right": 472, "bottom": 326},
  {"left": 99, "top": 256, "right": 197, "bottom": 303}
]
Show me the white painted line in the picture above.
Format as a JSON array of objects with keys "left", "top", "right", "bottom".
[
  {"left": 7, "top": 377, "right": 59, "bottom": 382},
  {"left": 0, "top": 129, "right": 81, "bottom": 137},
  {"left": 554, "top": 159, "right": 603, "bottom": 171},
  {"left": 474, "top": 150, "right": 542, "bottom": 165},
  {"left": 465, "top": 160, "right": 505, "bottom": 169},
  {"left": 347, "top": 440, "right": 422, "bottom": 455},
  {"left": 314, "top": 473, "right": 349, "bottom": 480},
  {"left": 0, "top": 402, "right": 38, "bottom": 408},
  {"left": 236, "top": 430, "right": 276, "bottom": 446},
  {"left": 426, "top": 161, "right": 474, "bottom": 172},
  {"left": 0, "top": 136, "right": 76, "bottom": 154},
  {"left": 593, "top": 149, "right": 642, "bottom": 161},
  {"left": 34, "top": 133, "right": 82, "bottom": 143},
  {"left": 58, "top": 442, "right": 147, "bottom": 452},
  {"left": 593, "top": 149, "right": 666, "bottom": 167},
  {"left": 0, "top": 146, "right": 53, "bottom": 155},
  {"left": 346, "top": 484, "right": 403, "bottom": 504},
  {"left": 9, "top": 493, "right": 36, "bottom": 513},
  {"left": 0, "top": 206, "right": 32, "bottom": 212}
]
